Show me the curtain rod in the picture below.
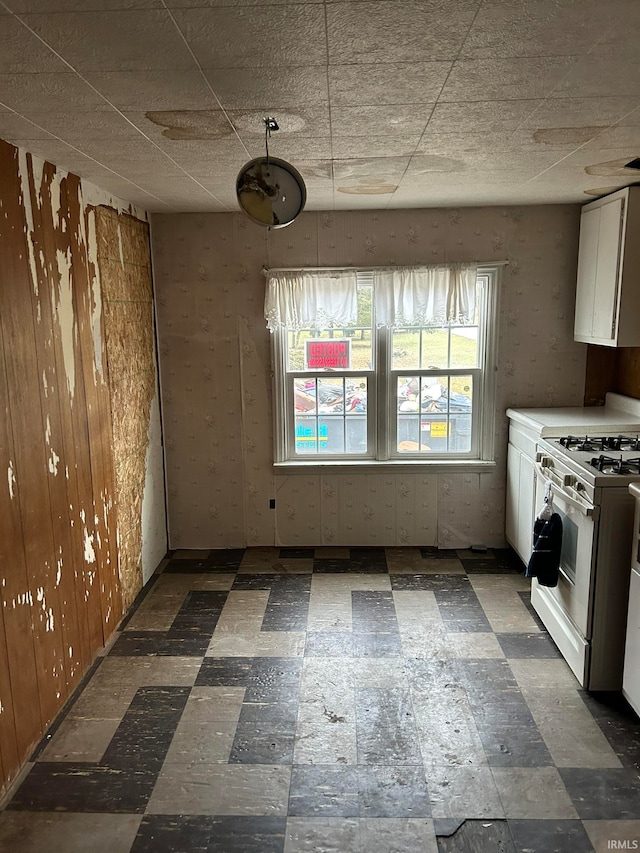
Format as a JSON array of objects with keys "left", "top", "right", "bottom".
[{"left": 263, "top": 261, "right": 509, "bottom": 274}]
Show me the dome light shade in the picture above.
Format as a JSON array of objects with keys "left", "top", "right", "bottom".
[{"left": 236, "top": 155, "right": 306, "bottom": 229}]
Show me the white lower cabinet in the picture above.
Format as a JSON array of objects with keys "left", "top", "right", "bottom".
[
  {"left": 623, "top": 568, "right": 640, "bottom": 716},
  {"left": 623, "top": 484, "right": 640, "bottom": 715},
  {"left": 506, "top": 439, "right": 536, "bottom": 566}
]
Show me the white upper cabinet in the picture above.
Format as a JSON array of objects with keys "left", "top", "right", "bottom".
[{"left": 574, "top": 186, "right": 640, "bottom": 347}]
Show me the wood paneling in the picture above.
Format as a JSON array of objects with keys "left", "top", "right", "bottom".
[
  {"left": 0, "top": 139, "right": 156, "bottom": 794},
  {"left": 615, "top": 348, "right": 640, "bottom": 400},
  {"left": 584, "top": 345, "right": 640, "bottom": 405}
]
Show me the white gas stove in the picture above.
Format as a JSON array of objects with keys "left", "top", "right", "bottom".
[{"left": 532, "top": 428, "right": 640, "bottom": 691}]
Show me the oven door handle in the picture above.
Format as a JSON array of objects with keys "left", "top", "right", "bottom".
[{"left": 534, "top": 460, "right": 598, "bottom": 519}]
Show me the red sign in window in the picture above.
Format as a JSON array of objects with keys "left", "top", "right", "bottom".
[{"left": 304, "top": 339, "right": 351, "bottom": 369}]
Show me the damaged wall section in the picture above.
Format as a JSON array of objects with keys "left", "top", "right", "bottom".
[{"left": 0, "top": 138, "right": 166, "bottom": 796}]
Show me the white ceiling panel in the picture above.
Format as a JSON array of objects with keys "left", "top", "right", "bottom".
[
  {"left": 172, "top": 6, "right": 327, "bottom": 69},
  {"left": 83, "top": 70, "right": 222, "bottom": 112},
  {"left": 0, "top": 0, "right": 639, "bottom": 212},
  {"left": 326, "top": 1, "right": 479, "bottom": 64},
  {"left": 327, "top": 62, "right": 450, "bottom": 107},
  {"left": 18, "top": 10, "right": 196, "bottom": 72},
  {"left": 205, "top": 67, "right": 329, "bottom": 111}
]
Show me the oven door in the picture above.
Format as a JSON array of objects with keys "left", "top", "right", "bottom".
[{"left": 530, "top": 460, "right": 599, "bottom": 686}]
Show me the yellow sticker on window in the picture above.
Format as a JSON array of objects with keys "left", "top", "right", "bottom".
[{"left": 430, "top": 422, "right": 448, "bottom": 437}]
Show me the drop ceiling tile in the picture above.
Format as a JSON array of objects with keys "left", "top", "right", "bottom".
[
  {"left": 331, "top": 136, "right": 417, "bottom": 159},
  {"left": 333, "top": 157, "right": 410, "bottom": 182},
  {"left": 14, "top": 110, "right": 144, "bottom": 143},
  {"left": 405, "top": 154, "right": 469, "bottom": 177},
  {"left": 3, "top": 137, "right": 118, "bottom": 175},
  {"left": 416, "top": 130, "right": 519, "bottom": 155},
  {"left": 294, "top": 160, "right": 333, "bottom": 181},
  {"left": 84, "top": 70, "right": 220, "bottom": 111},
  {"left": 552, "top": 55, "right": 640, "bottom": 98},
  {"left": 172, "top": 6, "right": 327, "bottom": 68},
  {"left": 544, "top": 146, "right": 640, "bottom": 183},
  {"left": 508, "top": 127, "right": 601, "bottom": 151},
  {"left": 425, "top": 100, "right": 542, "bottom": 133},
  {"left": 329, "top": 105, "right": 432, "bottom": 143},
  {"left": 243, "top": 137, "right": 332, "bottom": 161},
  {"left": 460, "top": 0, "right": 613, "bottom": 59},
  {"left": 167, "top": 0, "right": 322, "bottom": 5},
  {"left": 518, "top": 96, "right": 640, "bottom": 131},
  {"left": 19, "top": 10, "right": 196, "bottom": 72},
  {"left": 327, "top": 62, "right": 451, "bottom": 106},
  {"left": 0, "top": 72, "right": 113, "bottom": 111},
  {"left": 125, "top": 109, "right": 236, "bottom": 144},
  {"left": 0, "top": 15, "right": 69, "bottom": 72},
  {"left": 326, "top": 0, "right": 477, "bottom": 64},
  {"left": 205, "top": 67, "right": 329, "bottom": 110},
  {"left": 73, "top": 138, "right": 192, "bottom": 171},
  {"left": 7, "top": 1, "right": 163, "bottom": 9},
  {"left": 228, "top": 107, "right": 330, "bottom": 139},
  {"left": 439, "top": 57, "right": 578, "bottom": 102},
  {"left": 151, "top": 139, "right": 250, "bottom": 173},
  {"left": 0, "top": 111, "right": 55, "bottom": 140}
]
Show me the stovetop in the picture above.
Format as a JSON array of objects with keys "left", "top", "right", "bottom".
[{"left": 539, "top": 432, "right": 640, "bottom": 492}]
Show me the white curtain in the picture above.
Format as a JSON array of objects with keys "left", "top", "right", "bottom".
[
  {"left": 264, "top": 263, "right": 477, "bottom": 332},
  {"left": 265, "top": 270, "right": 358, "bottom": 332},
  {"left": 374, "top": 263, "right": 478, "bottom": 327}
]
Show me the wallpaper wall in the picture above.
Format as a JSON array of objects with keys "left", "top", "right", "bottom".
[{"left": 151, "top": 205, "right": 586, "bottom": 550}]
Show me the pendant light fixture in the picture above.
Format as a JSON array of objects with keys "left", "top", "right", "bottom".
[{"left": 236, "top": 117, "right": 307, "bottom": 229}]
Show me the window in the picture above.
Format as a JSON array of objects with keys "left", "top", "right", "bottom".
[{"left": 266, "top": 264, "right": 499, "bottom": 465}]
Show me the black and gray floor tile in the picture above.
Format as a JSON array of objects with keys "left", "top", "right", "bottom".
[{"left": 1, "top": 546, "right": 639, "bottom": 852}]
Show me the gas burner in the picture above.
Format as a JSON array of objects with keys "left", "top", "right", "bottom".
[
  {"left": 590, "top": 455, "right": 640, "bottom": 475},
  {"left": 560, "top": 435, "right": 609, "bottom": 452},
  {"left": 605, "top": 435, "right": 640, "bottom": 451}
]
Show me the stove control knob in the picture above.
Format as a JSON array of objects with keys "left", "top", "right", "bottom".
[
  {"left": 575, "top": 481, "right": 586, "bottom": 492},
  {"left": 563, "top": 474, "right": 575, "bottom": 487}
]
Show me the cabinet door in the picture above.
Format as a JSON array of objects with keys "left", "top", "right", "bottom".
[
  {"left": 623, "top": 568, "right": 640, "bottom": 716},
  {"left": 505, "top": 444, "right": 520, "bottom": 551},
  {"left": 574, "top": 205, "right": 600, "bottom": 339},
  {"left": 592, "top": 197, "right": 624, "bottom": 342},
  {"left": 517, "top": 453, "right": 536, "bottom": 564}
]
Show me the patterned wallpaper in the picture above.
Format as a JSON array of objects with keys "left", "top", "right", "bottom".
[{"left": 151, "top": 205, "right": 586, "bottom": 549}]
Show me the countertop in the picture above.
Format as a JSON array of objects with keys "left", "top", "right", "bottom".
[{"left": 507, "top": 392, "right": 640, "bottom": 437}]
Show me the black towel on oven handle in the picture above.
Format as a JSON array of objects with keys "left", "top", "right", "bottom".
[{"left": 525, "top": 512, "right": 563, "bottom": 587}]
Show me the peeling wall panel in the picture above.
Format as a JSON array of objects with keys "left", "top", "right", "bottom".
[
  {"left": 0, "top": 325, "right": 25, "bottom": 788},
  {"left": 22, "top": 159, "right": 91, "bottom": 700},
  {"left": 1, "top": 148, "right": 67, "bottom": 728},
  {"left": 0, "top": 137, "right": 163, "bottom": 792}
]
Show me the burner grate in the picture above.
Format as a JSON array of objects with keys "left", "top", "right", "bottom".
[
  {"left": 590, "top": 455, "right": 640, "bottom": 475},
  {"left": 560, "top": 435, "right": 609, "bottom": 452},
  {"left": 605, "top": 435, "right": 640, "bottom": 451}
]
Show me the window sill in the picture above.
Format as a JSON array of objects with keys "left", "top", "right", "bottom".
[{"left": 273, "top": 459, "right": 496, "bottom": 474}]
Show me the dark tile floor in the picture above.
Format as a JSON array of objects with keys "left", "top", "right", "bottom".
[{"left": 1, "top": 546, "right": 639, "bottom": 852}]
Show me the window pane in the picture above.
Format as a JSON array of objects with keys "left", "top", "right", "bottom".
[
  {"left": 392, "top": 327, "right": 449, "bottom": 370},
  {"left": 450, "top": 327, "right": 479, "bottom": 368},
  {"left": 293, "top": 376, "right": 368, "bottom": 455},
  {"left": 286, "top": 282, "right": 373, "bottom": 372},
  {"left": 396, "top": 374, "right": 473, "bottom": 454}
]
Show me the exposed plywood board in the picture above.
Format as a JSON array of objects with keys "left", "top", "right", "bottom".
[{"left": 95, "top": 207, "right": 155, "bottom": 611}]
